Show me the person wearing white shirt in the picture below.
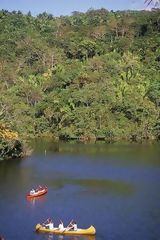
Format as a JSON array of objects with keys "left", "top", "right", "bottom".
[
  {"left": 72, "top": 221, "right": 77, "bottom": 231},
  {"left": 58, "top": 220, "right": 64, "bottom": 231},
  {"left": 30, "top": 189, "right": 35, "bottom": 195},
  {"left": 67, "top": 220, "right": 78, "bottom": 231},
  {"left": 45, "top": 218, "right": 54, "bottom": 230}
]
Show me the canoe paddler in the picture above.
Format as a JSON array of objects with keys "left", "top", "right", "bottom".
[
  {"left": 36, "top": 185, "right": 43, "bottom": 191},
  {"left": 58, "top": 220, "right": 64, "bottom": 230},
  {"left": 44, "top": 218, "right": 54, "bottom": 230},
  {"left": 67, "top": 220, "right": 77, "bottom": 231},
  {"left": 30, "top": 189, "right": 35, "bottom": 195},
  {"left": 72, "top": 221, "right": 77, "bottom": 231}
]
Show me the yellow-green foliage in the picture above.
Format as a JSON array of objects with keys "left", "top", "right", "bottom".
[{"left": 0, "top": 125, "right": 18, "bottom": 140}]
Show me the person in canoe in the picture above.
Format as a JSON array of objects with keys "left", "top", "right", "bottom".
[
  {"left": 72, "top": 221, "right": 78, "bottom": 231},
  {"left": 30, "top": 189, "right": 36, "bottom": 195},
  {"left": 37, "top": 185, "right": 43, "bottom": 191},
  {"left": 67, "top": 220, "right": 78, "bottom": 231},
  {"left": 43, "top": 218, "right": 54, "bottom": 230},
  {"left": 58, "top": 220, "right": 64, "bottom": 231}
]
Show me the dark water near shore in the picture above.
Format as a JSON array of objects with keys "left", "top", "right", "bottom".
[{"left": 0, "top": 140, "right": 160, "bottom": 240}]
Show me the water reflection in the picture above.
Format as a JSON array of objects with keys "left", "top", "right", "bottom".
[
  {"left": 27, "top": 195, "right": 47, "bottom": 207},
  {"left": 72, "top": 179, "right": 134, "bottom": 195},
  {"left": 30, "top": 139, "right": 160, "bottom": 166},
  {"left": 46, "top": 178, "right": 134, "bottom": 196},
  {"left": 44, "top": 235, "right": 96, "bottom": 240},
  {"left": 39, "top": 234, "right": 96, "bottom": 240},
  {"left": 0, "top": 159, "right": 21, "bottom": 180}
]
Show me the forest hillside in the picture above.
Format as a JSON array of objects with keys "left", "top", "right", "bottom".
[{"left": 0, "top": 8, "right": 160, "bottom": 142}]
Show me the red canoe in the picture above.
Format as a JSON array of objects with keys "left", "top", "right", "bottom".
[{"left": 27, "top": 186, "right": 48, "bottom": 198}]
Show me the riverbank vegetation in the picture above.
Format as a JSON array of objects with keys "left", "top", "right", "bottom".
[
  {"left": 0, "top": 8, "right": 160, "bottom": 142},
  {"left": 0, "top": 124, "right": 26, "bottom": 160}
]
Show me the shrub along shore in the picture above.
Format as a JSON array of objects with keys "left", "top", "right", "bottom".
[{"left": 0, "top": 125, "right": 31, "bottom": 161}]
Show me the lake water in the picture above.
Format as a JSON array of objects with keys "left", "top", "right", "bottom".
[{"left": 0, "top": 139, "right": 160, "bottom": 240}]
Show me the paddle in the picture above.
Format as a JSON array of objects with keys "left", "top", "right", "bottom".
[
  {"left": 42, "top": 218, "right": 51, "bottom": 227},
  {"left": 43, "top": 218, "right": 49, "bottom": 224},
  {"left": 62, "top": 219, "right": 74, "bottom": 233},
  {"left": 67, "top": 219, "right": 74, "bottom": 228}
]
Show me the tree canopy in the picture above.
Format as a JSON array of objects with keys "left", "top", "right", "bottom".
[{"left": 0, "top": 8, "right": 160, "bottom": 142}]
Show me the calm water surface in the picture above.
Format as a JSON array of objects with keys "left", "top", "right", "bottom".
[{"left": 0, "top": 140, "right": 160, "bottom": 240}]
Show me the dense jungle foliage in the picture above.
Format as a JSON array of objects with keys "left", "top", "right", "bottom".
[{"left": 0, "top": 8, "right": 160, "bottom": 142}]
